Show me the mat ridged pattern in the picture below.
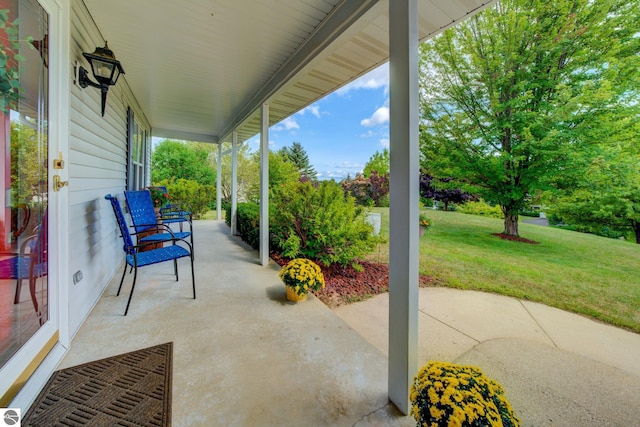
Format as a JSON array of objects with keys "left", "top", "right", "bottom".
[{"left": 23, "top": 342, "right": 172, "bottom": 426}]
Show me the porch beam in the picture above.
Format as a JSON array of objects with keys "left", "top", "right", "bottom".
[
  {"left": 153, "top": 128, "right": 218, "bottom": 144},
  {"left": 216, "top": 142, "right": 222, "bottom": 220},
  {"left": 259, "top": 103, "right": 269, "bottom": 266},
  {"left": 388, "top": 0, "right": 419, "bottom": 415},
  {"left": 218, "top": 0, "right": 380, "bottom": 142},
  {"left": 231, "top": 131, "right": 238, "bottom": 235}
]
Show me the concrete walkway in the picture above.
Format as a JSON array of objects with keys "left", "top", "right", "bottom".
[
  {"left": 59, "top": 220, "right": 640, "bottom": 426},
  {"left": 335, "top": 288, "right": 640, "bottom": 426}
]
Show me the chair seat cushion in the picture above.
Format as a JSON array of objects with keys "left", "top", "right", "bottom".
[{"left": 126, "top": 245, "right": 190, "bottom": 267}]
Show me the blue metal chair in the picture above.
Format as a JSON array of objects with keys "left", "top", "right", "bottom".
[
  {"left": 124, "top": 190, "right": 194, "bottom": 251},
  {"left": 105, "top": 194, "right": 195, "bottom": 316},
  {"left": 0, "top": 211, "right": 47, "bottom": 323}
]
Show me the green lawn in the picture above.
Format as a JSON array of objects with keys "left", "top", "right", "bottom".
[{"left": 366, "top": 207, "right": 640, "bottom": 333}]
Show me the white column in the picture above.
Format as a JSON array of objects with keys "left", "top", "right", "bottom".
[
  {"left": 388, "top": 0, "right": 419, "bottom": 415},
  {"left": 216, "top": 142, "right": 222, "bottom": 220},
  {"left": 259, "top": 103, "right": 270, "bottom": 266},
  {"left": 231, "top": 131, "right": 238, "bottom": 235}
]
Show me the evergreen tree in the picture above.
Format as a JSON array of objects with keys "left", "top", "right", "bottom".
[{"left": 280, "top": 142, "right": 317, "bottom": 180}]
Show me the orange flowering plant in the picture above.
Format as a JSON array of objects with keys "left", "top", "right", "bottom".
[
  {"left": 278, "top": 258, "right": 325, "bottom": 296},
  {"left": 410, "top": 361, "right": 520, "bottom": 427},
  {"left": 147, "top": 187, "right": 170, "bottom": 208},
  {"left": 419, "top": 213, "right": 432, "bottom": 230}
]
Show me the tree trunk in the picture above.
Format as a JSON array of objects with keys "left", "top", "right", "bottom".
[
  {"left": 633, "top": 221, "right": 640, "bottom": 244},
  {"left": 502, "top": 211, "right": 519, "bottom": 237}
]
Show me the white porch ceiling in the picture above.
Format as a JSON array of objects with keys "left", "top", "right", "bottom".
[{"left": 82, "top": 0, "right": 497, "bottom": 144}]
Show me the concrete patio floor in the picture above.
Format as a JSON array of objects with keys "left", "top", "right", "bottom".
[
  {"left": 59, "top": 220, "right": 413, "bottom": 426},
  {"left": 59, "top": 220, "right": 640, "bottom": 426}
]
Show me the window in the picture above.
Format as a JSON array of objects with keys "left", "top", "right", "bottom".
[{"left": 127, "top": 107, "right": 149, "bottom": 190}]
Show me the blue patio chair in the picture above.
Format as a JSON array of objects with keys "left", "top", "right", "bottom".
[
  {"left": 105, "top": 194, "right": 195, "bottom": 316},
  {"left": 124, "top": 190, "right": 194, "bottom": 251},
  {"left": 0, "top": 210, "right": 48, "bottom": 323}
]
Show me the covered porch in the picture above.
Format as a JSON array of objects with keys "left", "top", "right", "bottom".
[
  {"left": 58, "top": 220, "right": 640, "bottom": 425},
  {"left": 59, "top": 220, "right": 412, "bottom": 425}
]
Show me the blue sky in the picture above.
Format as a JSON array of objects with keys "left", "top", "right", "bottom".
[{"left": 247, "top": 62, "right": 390, "bottom": 181}]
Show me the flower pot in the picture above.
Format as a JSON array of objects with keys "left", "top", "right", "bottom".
[
  {"left": 286, "top": 286, "right": 308, "bottom": 302},
  {"left": 419, "top": 226, "right": 426, "bottom": 238}
]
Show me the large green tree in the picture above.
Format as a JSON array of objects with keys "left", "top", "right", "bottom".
[
  {"left": 363, "top": 148, "right": 389, "bottom": 178},
  {"left": 419, "top": 0, "right": 640, "bottom": 237},
  {"left": 279, "top": 141, "right": 317, "bottom": 180},
  {"left": 548, "top": 114, "right": 640, "bottom": 243},
  {"left": 151, "top": 139, "right": 216, "bottom": 186}
]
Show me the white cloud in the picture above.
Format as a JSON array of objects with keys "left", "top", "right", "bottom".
[
  {"left": 337, "top": 63, "right": 389, "bottom": 95},
  {"left": 379, "top": 138, "right": 390, "bottom": 149},
  {"left": 272, "top": 116, "right": 300, "bottom": 132},
  {"left": 361, "top": 106, "right": 389, "bottom": 127},
  {"left": 299, "top": 105, "right": 321, "bottom": 118}
]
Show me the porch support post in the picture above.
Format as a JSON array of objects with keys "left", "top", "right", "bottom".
[
  {"left": 388, "top": 0, "right": 419, "bottom": 415},
  {"left": 216, "top": 142, "right": 222, "bottom": 220},
  {"left": 231, "top": 130, "right": 238, "bottom": 235},
  {"left": 259, "top": 103, "right": 270, "bottom": 266}
]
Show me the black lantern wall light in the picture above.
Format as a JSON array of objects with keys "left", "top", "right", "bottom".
[{"left": 75, "top": 42, "right": 125, "bottom": 116}]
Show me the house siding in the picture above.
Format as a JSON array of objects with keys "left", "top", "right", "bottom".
[{"left": 67, "top": 0, "right": 150, "bottom": 336}]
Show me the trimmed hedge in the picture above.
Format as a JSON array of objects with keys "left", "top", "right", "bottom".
[{"left": 225, "top": 202, "right": 261, "bottom": 249}]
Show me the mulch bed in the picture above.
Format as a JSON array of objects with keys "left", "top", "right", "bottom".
[
  {"left": 272, "top": 253, "right": 438, "bottom": 308},
  {"left": 491, "top": 233, "right": 540, "bottom": 244}
]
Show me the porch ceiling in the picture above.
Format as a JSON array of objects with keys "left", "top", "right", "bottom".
[{"left": 82, "top": 0, "right": 496, "bottom": 144}]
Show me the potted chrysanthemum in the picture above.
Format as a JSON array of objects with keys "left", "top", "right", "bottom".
[
  {"left": 410, "top": 361, "right": 520, "bottom": 427},
  {"left": 278, "top": 258, "right": 325, "bottom": 302},
  {"left": 419, "top": 213, "right": 431, "bottom": 237}
]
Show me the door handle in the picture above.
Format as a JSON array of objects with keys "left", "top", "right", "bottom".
[{"left": 53, "top": 175, "right": 68, "bottom": 192}]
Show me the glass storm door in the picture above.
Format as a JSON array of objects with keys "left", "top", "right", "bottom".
[{"left": 0, "top": 0, "right": 49, "bottom": 369}]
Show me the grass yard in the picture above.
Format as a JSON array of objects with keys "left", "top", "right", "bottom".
[{"left": 365, "top": 207, "right": 640, "bottom": 333}]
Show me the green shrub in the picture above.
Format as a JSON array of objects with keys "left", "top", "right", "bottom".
[
  {"left": 224, "top": 203, "right": 232, "bottom": 227},
  {"left": 155, "top": 178, "right": 215, "bottom": 219},
  {"left": 236, "top": 202, "right": 260, "bottom": 249},
  {"left": 271, "top": 180, "right": 376, "bottom": 268},
  {"left": 519, "top": 210, "right": 540, "bottom": 217},
  {"left": 457, "top": 200, "right": 503, "bottom": 218}
]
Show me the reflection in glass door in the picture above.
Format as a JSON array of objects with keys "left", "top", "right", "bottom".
[{"left": 0, "top": 0, "right": 49, "bottom": 368}]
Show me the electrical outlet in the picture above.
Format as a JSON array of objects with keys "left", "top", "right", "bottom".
[{"left": 73, "top": 270, "right": 83, "bottom": 284}]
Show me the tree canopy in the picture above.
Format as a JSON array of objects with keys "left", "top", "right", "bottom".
[
  {"left": 151, "top": 140, "right": 216, "bottom": 186},
  {"left": 419, "top": 0, "right": 640, "bottom": 237},
  {"left": 363, "top": 148, "right": 389, "bottom": 178}
]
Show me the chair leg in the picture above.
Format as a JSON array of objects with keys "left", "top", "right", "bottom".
[
  {"left": 117, "top": 263, "right": 128, "bottom": 296},
  {"left": 190, "top": 254, "right": 196, "bottom": 299},
  {"left": 29, "top": 276, "right": 42, "bottom": 325},
  {"left": 124, "top": 267, "right": 138, "bottom": 316},
  {"left": 14, "top": 278, "right": 22, "bottom": 304},
  {"left": 174, "top": 259, "right": 178, "bottom": 281}
]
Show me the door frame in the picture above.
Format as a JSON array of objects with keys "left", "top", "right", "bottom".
[{"left": 0, "top": 0, "right": 70, "bottom": 408}]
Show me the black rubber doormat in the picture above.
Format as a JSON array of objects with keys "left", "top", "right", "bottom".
[{"left": 23, "top": 342, "right": 172, "bottom": 426}]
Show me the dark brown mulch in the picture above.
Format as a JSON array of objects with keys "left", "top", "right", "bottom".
[
  {"left": 272, "top": 253, "right": 437, "bottom": 308},
  {"left": 491, "top": 233, "right": 540, "bottom": 244}
]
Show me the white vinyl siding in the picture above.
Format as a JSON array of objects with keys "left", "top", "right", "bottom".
[{"left": 68, "top": 0, "right": 150, "bottom": 337}]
